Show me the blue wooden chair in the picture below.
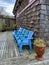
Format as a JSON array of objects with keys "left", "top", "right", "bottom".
[
  {"left": 17, "top": 30, "right": 34, "bottom": 52},
  {"left": 13, "top": 27, "right": 34, "bottom": 52}
]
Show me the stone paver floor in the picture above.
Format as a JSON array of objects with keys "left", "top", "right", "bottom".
[{"left": 0, "top": 31, "right": 49, "bottom": 65}]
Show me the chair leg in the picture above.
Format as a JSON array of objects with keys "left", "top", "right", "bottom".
[
  {"left": 29, "top": 43, "right": 32, "bottom": 51},
  {"left": 19, "top": 45, "right": 22, "bottom": 52}
]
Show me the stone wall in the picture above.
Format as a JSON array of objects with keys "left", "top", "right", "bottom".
[
  {"left": 5, "top": 19, "right": 16, "bottom": 30},
  {"left": 17, "top": 0, "right": 28, "bottom": 13},
  {"left": 0, "top": 18, "right": 16, "bottom": 31},
  {"left": 16, "top": 0, "right": 40, "bottom": 37},
  {"left": 15, "top": 0, "right": 49, "bottom": 46},
  {"left": 38, "top": 0, "right": 49, "bottom": 46},
  {"left": 10, "top": 19, "right": 16, "bottom": 30},
  {"left": 0, "top": 19, "right": 3, "bottom": 30}
]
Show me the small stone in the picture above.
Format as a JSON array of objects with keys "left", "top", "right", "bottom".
[{"left": 28, "top": 55, "right": 35, "bottom": 61}]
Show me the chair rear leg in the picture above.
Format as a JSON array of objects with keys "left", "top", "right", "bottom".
[{"left": 29, "top": 43, "right": 32, "bottom": 51}]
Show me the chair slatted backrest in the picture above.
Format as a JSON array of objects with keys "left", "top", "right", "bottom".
[{"left": 13, "top": 27, "right": 34, "bottom": 41}]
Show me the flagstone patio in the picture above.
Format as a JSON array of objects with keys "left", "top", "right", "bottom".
[{"left": 0, "top": 31, "right": 49, "bottom": 65}]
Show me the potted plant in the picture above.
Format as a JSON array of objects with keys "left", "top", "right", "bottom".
[
  {"left": 13, "top": 24, "right": 17, "bottom": 30},
  {"left": 33, "top": 38, "right": 46, "bottom": 60},
  {"left": 2, "top": 22, "right": 6, "bottom": 32}
]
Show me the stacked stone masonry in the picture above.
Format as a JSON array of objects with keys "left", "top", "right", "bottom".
[
  {"left": 16, "top": 0, "right": 40, "bottom": 33},
  {"left": 39, "top": 2, "right": 49, "bottom": 45},
  {"left": 15, "top": 0, "right": 49, "bottom": 46}
]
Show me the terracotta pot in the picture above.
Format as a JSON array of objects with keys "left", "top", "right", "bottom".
[{"left": 34, "top": 45, "right": 46, "bottom": 60}]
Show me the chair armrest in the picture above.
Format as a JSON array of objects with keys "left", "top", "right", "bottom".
[{"left": 26, "top": 37, "right": 34, "bottom": 40}]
